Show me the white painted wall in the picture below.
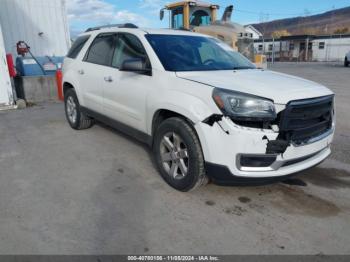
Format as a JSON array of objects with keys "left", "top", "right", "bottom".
[
  {"left": 245, "top": 25, "right": 262, "bottom": 40},
  {"left": 0, "top": 0, "right": 70, "bottom": 56},
  {"left": 0, "top": 23, "right": 13, "bottom": 105},
  {"left": 312, "top": 38, "right": 350, "bottom": 62},
  {"left": 254, "top": 40, "right": 281, "bottom": 54}
]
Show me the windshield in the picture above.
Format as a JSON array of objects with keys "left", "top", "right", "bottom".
[
  {"left": 190, "top": 10, "right": 211, "bottom": 27},
  {"left": 145, "top": 34, "right": 256, "bottom": 72}
]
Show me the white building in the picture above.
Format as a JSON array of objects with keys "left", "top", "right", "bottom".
[
  {"left": 254, "top": 34, "right": 350, "bottom": 62},
  {"left": 0, "top": 0, "right": 71, "bottom": 107},
  {"left": 244, "top": 25, "right": 262, "bottom": 40},
  {"left": 0, "top": 0, "right": 70, "bottom": 56},
  {"left": 312, "top": 36, "right": 350, "bottom": 62},
  {"left": 0, "top": 24, "right": 13, "bottom": 106}
]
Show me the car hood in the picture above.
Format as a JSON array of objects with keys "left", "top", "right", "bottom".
[{"left": 176, "top": 69, "right": 333, "bottom": 104}]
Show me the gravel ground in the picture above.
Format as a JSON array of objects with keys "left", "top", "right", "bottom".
[{"left": 0, "top": 62, "right": 349, "bottom": 255}]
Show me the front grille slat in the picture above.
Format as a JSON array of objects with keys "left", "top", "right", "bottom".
[{"left": 279, "top": 95, "right": 334, "bottom": 145}]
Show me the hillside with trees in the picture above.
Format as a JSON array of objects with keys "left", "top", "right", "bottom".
[{"left": 250, "top": 6, "right": 350, "bottom": 37}]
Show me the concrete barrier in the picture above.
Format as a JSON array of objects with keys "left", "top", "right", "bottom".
[{"left": 14, "top": 75, "right": 58, "bottom": 103}]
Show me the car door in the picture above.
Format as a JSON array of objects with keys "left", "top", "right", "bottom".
[
  {"left": 78, "top": 33, "right": 116, "bottom": 113},
  {"left": 102, "top": 33, "right": 152, "bottom": 132}
]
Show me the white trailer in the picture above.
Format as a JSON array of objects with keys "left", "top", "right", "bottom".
[{"left": 0, "top": 23, "right": 13, "bottom": 106}]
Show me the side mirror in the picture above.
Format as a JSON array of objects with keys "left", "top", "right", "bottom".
[
  {"left": 160, "top": 9, "right": 165, "bottom": 20},
  {"left": 119, "top": 58, "right": 152, "bottom": 76}
]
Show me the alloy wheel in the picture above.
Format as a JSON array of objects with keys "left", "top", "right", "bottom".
[
  {"left": 66, "top": 96, "right": 77, "bottom": 124},
  {"left": 160, "top": 132, "right": 189, "bottom": 179}
]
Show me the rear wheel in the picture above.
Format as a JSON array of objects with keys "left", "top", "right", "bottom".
[
  {"left": 345, "top": 57, "right": 349, "bottom": 67},
  {"left": 153, "top": 117, "right": 208, "bottom": 191},
  {"left": 64, "top": 89, "right": 94, "bottom": 130}
]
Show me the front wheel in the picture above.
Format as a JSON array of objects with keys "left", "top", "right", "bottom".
[
  {"left": 64, "top": 89, "right": 94, "bottom": 130},
  {"left": 345, "top": 57, "right": 349, "bottom": 67},
  {"left": 153, "top": 117, "right": 208, "bottom": 192}
]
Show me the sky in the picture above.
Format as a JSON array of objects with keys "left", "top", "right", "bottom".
[{"left": 67, "top": 0, "right": 350, "bottom": 37}]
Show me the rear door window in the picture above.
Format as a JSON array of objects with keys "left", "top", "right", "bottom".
[
  {"left": 67, "top": 35, "right": 90, "bottom": 59},
  {"left": 84, "top": 33, "right": 116, "bottom": 66}
]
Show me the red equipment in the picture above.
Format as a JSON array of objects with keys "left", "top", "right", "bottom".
[
  {"left": 6, "top": 54, "right": 16, "bottom": 77},
  {"left": 16, "top": 41, "right": 30, "bottom": 57},
  {"left": 56, "top": 69, "right": 64, "bottom": 101}
]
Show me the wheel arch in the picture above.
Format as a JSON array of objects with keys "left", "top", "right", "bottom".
[
  {"left": 148, "top": 92, "right": 217, "bottom": 161},
  {"left": 63, "top": 81, "right": 74, "bottom": 95},
  {"left": 151, "top": 109, "right": 195, "bottom": 137},
  {"left": 148, "top": 91, "right": 216, "bottom": 134},
  {"left": 62, "top": 81, "right": 85, "bottom": 105},
  {"left": 150, "top": 108, "right": 212, "bottom": 162}
]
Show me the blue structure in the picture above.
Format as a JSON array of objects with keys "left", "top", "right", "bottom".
[{"left": 16, "top": 56, "right": 64, "bottom": 76}]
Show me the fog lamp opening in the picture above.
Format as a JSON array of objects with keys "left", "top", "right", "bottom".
[{"left": 240, "top": 155, "right": 277, "bottom": 168}]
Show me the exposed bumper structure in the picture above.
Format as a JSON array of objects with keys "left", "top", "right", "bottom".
[{"left": 195, "top": 115, "right": 334, "bottom": 184}]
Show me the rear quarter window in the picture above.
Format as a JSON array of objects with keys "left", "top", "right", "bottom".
[{"left": 66, "top": 35, "right": 91, "bottom": 59}]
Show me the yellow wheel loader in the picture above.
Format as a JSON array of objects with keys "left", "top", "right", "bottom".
[{"left": 160, "top": 0, "right": 266, "bottom": 68}]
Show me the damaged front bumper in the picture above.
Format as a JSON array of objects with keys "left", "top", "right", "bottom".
[{"left": 195, "top": 116, "right": 334, "bottom": 185}]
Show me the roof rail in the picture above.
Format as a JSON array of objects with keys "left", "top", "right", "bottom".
[{"left": 85, "top": 23, "right": 138, "bottom": 32}]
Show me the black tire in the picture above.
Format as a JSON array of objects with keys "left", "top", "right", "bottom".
[
  {"left": 153, "top": 117, "right": 208, "bottom": 192},
  {"left": 64, "top": 88, "right": 94, "bottom": 130},
  {"left": 345, "top": 58, "right": 349, "bottom": 67}
]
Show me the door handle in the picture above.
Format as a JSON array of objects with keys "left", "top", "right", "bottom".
[
  {"left": 78, "top": 69, "right": 84, "bottom": 75},
  {"left": 104, "top": 76, "right": 113, "bottom": 82}
]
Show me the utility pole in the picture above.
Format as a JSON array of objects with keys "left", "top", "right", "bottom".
[
  {"left": 259, "top": 12, "right": 269, "bottom": 56},
  {"left": 328, "top": 5, "right": 335, "bottom": 62},
  {"left": 305, "top": 37, "right": 309, "bottom": 61},
  {"left": 272, "top": 37, "right": 275, "bottom": 64}
]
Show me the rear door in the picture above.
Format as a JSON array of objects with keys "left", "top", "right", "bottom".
[
  {"left": 102, "top": 33, "right": 152, "bottom": 132},
  {"left": 78, "top": 33, "right": 116, "bottom": 113}
]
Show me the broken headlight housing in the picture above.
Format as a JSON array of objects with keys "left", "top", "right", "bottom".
[{"left": 212, "top": 88, "right": 277, "bottom": 121}]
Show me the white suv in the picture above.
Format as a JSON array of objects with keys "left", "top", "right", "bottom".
[{"left": 62, "top": 25, "right": 335, "bottom": 191}]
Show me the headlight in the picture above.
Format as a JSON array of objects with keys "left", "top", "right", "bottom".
[{"left": 212, "top": 88, "right": 276, "bottom": 121}]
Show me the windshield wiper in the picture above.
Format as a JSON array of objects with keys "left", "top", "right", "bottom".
[{"left": 232, "top": 66, "right": 254, "bottom": 70}]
